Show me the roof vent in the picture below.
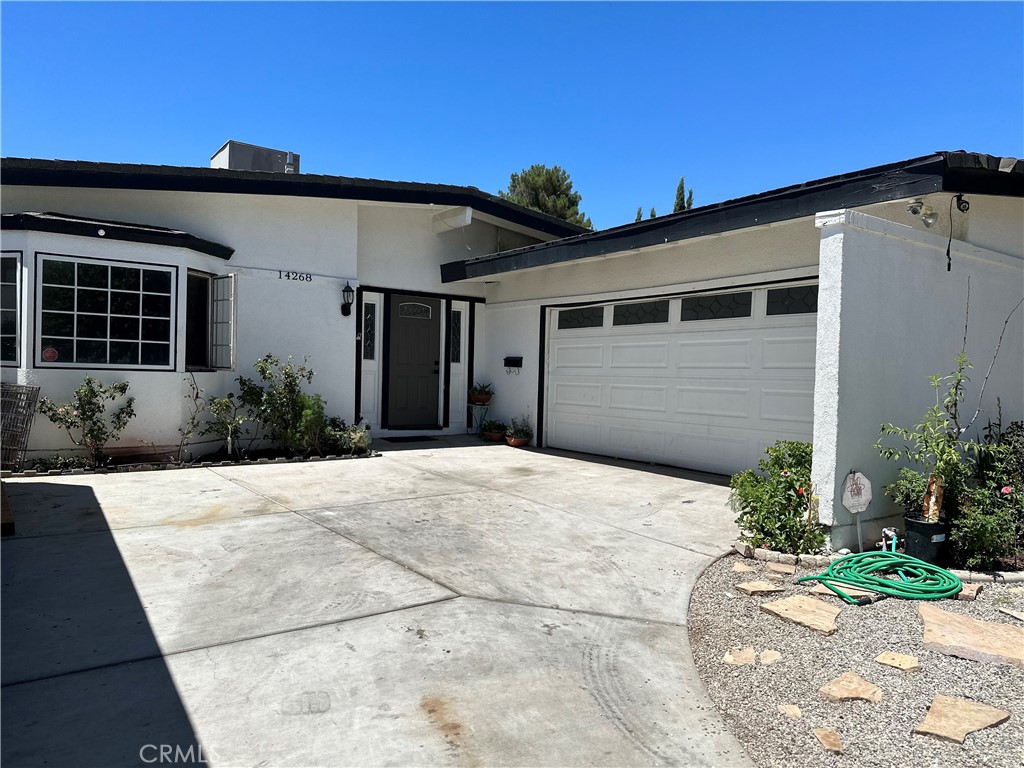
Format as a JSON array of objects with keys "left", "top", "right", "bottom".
[{"left": 210, "top": 140, "right": 300, "bottom": 174}]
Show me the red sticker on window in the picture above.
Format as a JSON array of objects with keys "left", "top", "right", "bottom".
[{"left": 42, "top": 347, "right": 58, "bottom": 362}]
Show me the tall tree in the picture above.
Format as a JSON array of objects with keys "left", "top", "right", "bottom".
[
  {"left": 635, "top": 207, "right": 643, "bottom": 223},
  {"left": 674, "top": 176, "right": 695, "bottom": 213},
  {"left": 500, "top": 164, "right": 593, "bottom": 229},
  {"left": 649, "top": 207, "right": 657, "bottom": 219}
]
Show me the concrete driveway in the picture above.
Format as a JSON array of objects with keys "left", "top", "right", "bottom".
[{"left": 1, "top": 441, "right": 751, "bottom": 767}]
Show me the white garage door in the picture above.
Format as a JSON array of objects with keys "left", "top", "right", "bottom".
[{"left": 545, "top": 283, "right": 817, "bottom": 476}]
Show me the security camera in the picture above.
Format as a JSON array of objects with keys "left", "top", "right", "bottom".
[
  {"left": 907, "top": 200, "right": 924, "bottom": 216},
  {"left": 955, "top": 194, "right": 970, "bottom": 213}
]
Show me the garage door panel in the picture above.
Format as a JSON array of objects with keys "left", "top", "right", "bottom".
[
  {"left": 762, "top": 336, "right": 816, "bottom": 369},
  {"left": 675, "top": 385, "right": 750, "bottom": 419},
  {"left": 609, "top": 341, "right": 670, "bottom": 368},
  {"left": 546, "top": 417, "right": 602, "bottom": 453},
  {"left": 676, "top": 338, "right": 752, "bottom": 369},
  {"left": 554, "top": 343, "right": 604, "bottom": 368},
  {"left": 760, "top": 388, "right": 815, "bottom": 424},
  {"left": 615, "top": 425, "right": 668, "bottom": 461},
  {"left": 608, "top": 384, "right": 667, "bottom": 412},
  {"left": 551, "top": 381, "right": 603, "bottom": 408}
]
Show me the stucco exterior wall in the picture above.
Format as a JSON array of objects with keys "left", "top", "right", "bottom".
[{"left": 812, "top": 210, "right": 1024, "bottom": 550}]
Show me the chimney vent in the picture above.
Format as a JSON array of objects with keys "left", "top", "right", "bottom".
[{"left": 211, "top": 140, "right": 300, "bottom": 174}]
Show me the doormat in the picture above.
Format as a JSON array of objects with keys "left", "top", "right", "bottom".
[{"left": 379, "top": 436, "right": 438, "bottom": 443}]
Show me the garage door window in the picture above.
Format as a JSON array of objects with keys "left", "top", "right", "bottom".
[
  {"left": 612, "top": 299, "right": 669, "bottom": 326},
  {"left": 680, "top": 291, "right": 752, "bottom": 321},
  {"left": 767, "top": 285, "right": 818, "bottom": 315},
  {"left": 557, "top": 306, "right": 604, "bottom": 330}
]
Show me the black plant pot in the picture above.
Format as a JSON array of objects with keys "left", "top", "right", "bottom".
[{"left": 903, "top": 516, "right": 950, "bottom": 565}]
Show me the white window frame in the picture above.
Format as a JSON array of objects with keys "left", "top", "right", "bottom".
[
  {"left": 1, "top": 251, "right": 21, "bottom": 366},
  {"left": 35, "top": 253, "right": 178, "bottom": 371},
  {"left": 210, "top": 273, "right": 235, "bottom": 370}
]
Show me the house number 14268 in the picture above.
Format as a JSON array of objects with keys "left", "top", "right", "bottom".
[{"left": 278, "top": 271, "right": 313, "bottom": 282}]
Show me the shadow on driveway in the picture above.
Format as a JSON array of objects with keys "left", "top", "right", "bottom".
[{"left": 2, "top": 483, "right": 202, "bottom": 766}]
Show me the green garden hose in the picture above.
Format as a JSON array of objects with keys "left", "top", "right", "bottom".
[{"left": 796, "top": 551, "right": 963, "bottom": 604}]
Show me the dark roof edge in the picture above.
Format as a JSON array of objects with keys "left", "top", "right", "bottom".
[
  {"left": 0, "top": 212, "right": 235, "bottom": 260},
  {"left": 0, "top": 157, "right": 589, "bottom": 240},
  {"left": 441, "top": 151, "right": 1023, "bottom": 282}
]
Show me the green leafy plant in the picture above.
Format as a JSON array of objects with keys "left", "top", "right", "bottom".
[
  {"left": 321, "top": 417, "right": 372, "bottom": 456},
  {"left": 37, "top": 376, "right": 136, "bottom": 467},
  {"left": 202, "top": 393, "right": 246, "bottom": 459},
  {"left": 480, "top": 419, "right": 507, "bottom": 434},
  {"left": 30, "top": 454, "right": 94, "bottom": 472},
  {"left": 729, "top": 440, "right": 825, "bottom": 554},
  {"left": 469, "top": 382, "right": 494, "bottom": 396},
  {"left": 884, "top": 468, "right": 930, "bottom": 516},
  {"left": 505, "top": 416, "right": 534, "bottom": 440},
  {"left": 236, "top": 354, "right": 317, "bottom": 456},
  {"left": 175, "top": 374, "right": 207, "bottom": 464},
  {"left": 951, "top": 485, "right": 1016, "bottom": 570}
]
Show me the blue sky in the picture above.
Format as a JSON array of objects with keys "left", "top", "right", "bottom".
[{"left": 2, "top": 2, "right": 1022, "bottom": 229}]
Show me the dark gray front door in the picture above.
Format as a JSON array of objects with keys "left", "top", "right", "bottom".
[{"left": 387, "top": 295, "right": 441, "bottom": 428}]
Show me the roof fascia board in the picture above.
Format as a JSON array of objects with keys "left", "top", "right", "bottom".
[{"left": 442, "top": 156, "right": 947, "bottom": 283}]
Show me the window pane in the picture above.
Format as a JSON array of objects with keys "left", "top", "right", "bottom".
[
  {"left": 77, "top": 340, "right": 107, "bottom": 364},
  {"left": 186, "top": 274, "right": 211, "bottom": 369},
  {"left": 142, "top": 318, "right": 170, "bottom": 342},
  {"left": 143, "top": 270, "right": 172, "bottom": 294},
  {"left": 0, "top": 256, "right": 16, "bottom": 284},
  {"left": 142, "top": 294, "right": 171, "bottom": 318},
  {"left": 41, "top": 338, "right": 74, "bottom": 363},
  {"left": 362, "top": 303, "right": 376, "bottom": 361},
  {"left": 110, "top": 267, "right": 141, "bottom": 291},
  {"left": 110, "top": 316, "right": 139, "bottom": 340},
  {"left": 77, "top": 314, "right": 108, "bottom": 339},
  {"left": 613, "top": 300, "right": 669, "bottom": 326},
  {"left": 557, "top": 306, "right": 604, "bottom": 330},
  {"left": 41, "top": 312, "right": 74, "bottom": 337},
  {"left": 77, "top": 263, "right": 108, "bottom": 288},
  {"left": 110, "top": 291, "right": 141, "bottom": 315},
  {"left": 109, "top": 341, "right": 139, "bottom": 366},
  {"left": 0, "top": 285, "right": 15, "bottom": 309},
  {"left": 0, "top": 310, "right": 15, "bottom": 335},
  {"left": 77, "top": 289, "right": 108, "bottom": 314},
  {"left": 767, "top": 285, "right": 818, "bottom": 315},
  {"left": 42, "top": 260, "right": 74, "bottom": 285},
  {"left": 141, "top": 342, "right": 170, "bottom": 366},
  {"left": 42, "top": 286, "right": 75, "bottom": 311},
  {"left": 680, "top": 292, "right": 752, "bottom": 321},
  {"left": 0, "top": 337, "right": 14, "bottom": 362},
  {"left": 449, "top": 309, "right": 461, "bottom": 363}
]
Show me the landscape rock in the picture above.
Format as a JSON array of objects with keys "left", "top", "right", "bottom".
[
  {"left": 998, "top": 607, "right": 1024, "bottom": 622},
  {"left": 759, "top": 649, "right": 782, "bottom": 665},
  {"left": 874, "top": 651, "right": 921, "bottom": 672},
  {"left": 766, "top": 562, "right": 797, "bottom": 576},
  {"left": 736, "top": 581, "right": 786, "bottom": 596},
  {"left": 919, "top": 602, "right": 1024, "bottom": 668},
  {"left": 957, "top": 583, "right": 984, "bottom": 601},
  {"left": 777, "top": 704, "right": 801, "bottom": 720},
  {"left": 733, "top": 541, "right": 754, "bottom": 558},
  {"left": 761, "top": 595, "right": 841, "bottom": 635},
  {"left": 813, "top": 727, "right": 843, "bottom": 753},
  {"left": 753, "top": 548, "right": 772, "bottom": 561},
  {"left": 777, "top": 553, "right": 798, "bottom": 566},
  {"left": 722, "top": 646, "right": 757, "bottom": 666},
  {"left": 819, "top": 671, "right": 883, "bottom": 703},
  {"left": 732, "top": 563, "right": 756, "bottom": 573},
  {"left": 913, "top": 694, "right": 1010, "bottom": 743}
]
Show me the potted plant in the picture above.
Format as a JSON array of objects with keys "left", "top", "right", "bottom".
[
  {"left": 480, "top": 419, "right": 507, "bottom": 442},
  {"left": 505, "top": 416, "right": 533, "bottom": 447},
  {"left": 469, "top": 382, "right": 494, "bottom": 405},
  {"left": 877, "top": 354, "right": 972, "bottom": 563}
]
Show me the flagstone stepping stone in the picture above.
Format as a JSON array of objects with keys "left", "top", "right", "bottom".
[
  {"left": 913, "top": 694, "right": 1010, "bottom": 743},
  {"left": 998, "top": 607, "right": 1024, "bottom": 622},
  {"left": 919, "top": 603, "right": 1024, "bottom": 668},
  {"left": 766, "top": 562, "right": 797, "bottom": 576},
  {"left": 761, "top": 595, "right": 841, "bottom": 635},
  {"left": 957, "top": 583, "right": 984, "bottom": 601},
  {"left": 736, "top": 580, "right": 786, "bottom": 596},
  {"left": 809, "top": 582, "right": 878, "bottom": 600},
  {"left": 874, "top": 651, "right": 921, "bottom": 672},
  {"left": 732, "top": 563, "right": 757, "bottom": 573},
  {"left": 777, "top": 704, "right": 801, "bottom": 719},
  {"left": 759, "top": 649, "right": 782, "bottom": 665},
  {"left": 819, "top": 671, "right": 883, "bottom": 703},
  {"left": 813, "top": 727, "right": 843, "bottom": 753},
  {"left": 722, "top": 646, "right": 756, "bottom": 665}
]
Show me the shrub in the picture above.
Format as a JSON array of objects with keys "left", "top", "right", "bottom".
[
  {"left": 951, "top": 485, "right": 1016, "bottom": 570},
  {"left": 480, "top": 419, "right": 506, "bottom": 434},
  {"left": 31, "top": 454, "right": 94, "bottom": 472},
  {"left": 321, "top": 417, "right": 371, "bottom": 456},
  {"left": 202, "top": 393, "right": 246, "bottom": 459},
  {"left": 506, "top": 416, "right": 533, "bottom": 440},
  {"left": 236, "top": 355, "right": 317, "bottom": 456},
  {"left": 884, "top": 468, "right": 930, "bottom": 516},
  {"left": 37, "top": 375, "right": 136, "bottom": 467},
  {"left": 729, "top": 440, "right": 825, "bottom": 554}
]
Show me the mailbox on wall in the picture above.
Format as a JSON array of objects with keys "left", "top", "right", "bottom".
[{"left": 503, "top": 356, "right": 523, "bottom": 374}]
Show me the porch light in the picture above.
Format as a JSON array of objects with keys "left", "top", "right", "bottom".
[{"left": 341, "top": 282, "right": 355, "bottom": 316}]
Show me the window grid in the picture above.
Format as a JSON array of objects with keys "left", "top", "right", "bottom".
[
  {"left": 680, "top": 291, "right": 752, "bottom": 321},
  {"left": 362, "top": 303, "right": 376, "bottom": 361},
  {"left": 210, "top": 274, "right": 234, "bottom": 370},
  {"left": 767, "top": 285, "right": 818, "bottom": 316},
  {"left": 557, "top": 306, "right": 604, "bottom": 330},
  {"left": 37, "top": 256, "right": 175, "bottom": 369},
  {"left": 1, "top": 254, "right": 19, "bottom": 364},
  {"left": 612, "top": 299, "right": 669, "bottom": 326},
  {"left": 450, "top": 309, "right": 462, "bottom": 363}
]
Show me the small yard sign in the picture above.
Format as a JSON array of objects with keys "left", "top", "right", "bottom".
[{"left": 842, "top": 471, "right": 872, "bottom": 514}]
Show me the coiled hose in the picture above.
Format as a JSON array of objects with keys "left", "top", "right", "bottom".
[{"left": 796, "top": 551, "right": 963, "bottom": 604}]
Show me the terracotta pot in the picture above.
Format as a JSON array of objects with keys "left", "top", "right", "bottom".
[
  {"left": 469, "top": 393, "right": 492, "bottom": 405},
  {"left": 505, "top": 436, "right": 530, "bottom": 447},
  {"left": 482, "top": 431, "right": 505, "bottom": 442}
]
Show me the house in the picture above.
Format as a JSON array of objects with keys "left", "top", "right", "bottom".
[{"left": 2, "top": 146, "right": 1022, "bottom": 549}]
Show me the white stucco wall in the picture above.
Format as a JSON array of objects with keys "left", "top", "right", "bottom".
[{"left": 811, "top": 209, "right": 1024, "bottom": 550}]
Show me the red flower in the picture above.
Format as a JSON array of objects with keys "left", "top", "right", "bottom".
[
  {"left": 797, "top": 488, "right": 806, "bottom": 495},
  {"left": 1002, "top": 486, "right": 1013, "bottom": 495}
]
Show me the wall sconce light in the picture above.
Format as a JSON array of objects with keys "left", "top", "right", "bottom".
[{"left": 341, "top": 282, "right": 355, "bottom": 316}]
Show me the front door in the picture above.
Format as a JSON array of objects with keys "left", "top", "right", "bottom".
[{"left": 387, "top": 294, "right": 441, "bottom": 428}]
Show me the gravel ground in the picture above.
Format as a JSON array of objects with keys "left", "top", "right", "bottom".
[{"left": 687, "top": 554, "right": 1024, "bottom": 768}]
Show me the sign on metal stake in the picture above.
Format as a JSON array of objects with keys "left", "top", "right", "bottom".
[{"left": 842, "top": 471, "right": 873, "bottom": 553}]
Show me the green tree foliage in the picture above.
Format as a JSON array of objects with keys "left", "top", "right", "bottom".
[
  {"left": 674, "top": 175, "right": 695, "bottom": 212},
  {"left": 37, "top": 375, "right": 136, "bottom": 466},
  {"left": 635, "top": 207, "right": 643, "bottom": 223},
  {"left": 500, "top": 164, "right": 593, "bottom": 229},
  {"left": 649, "top": 207, "right": 657, "bottom": 219}
]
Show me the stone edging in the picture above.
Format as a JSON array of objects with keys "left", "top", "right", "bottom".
[
  {"left": 731, "top": 540, "right": 1024, "bottom": 584},
  {"left": 0, "top": 451, "right": 381, "bottom": 480}
]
